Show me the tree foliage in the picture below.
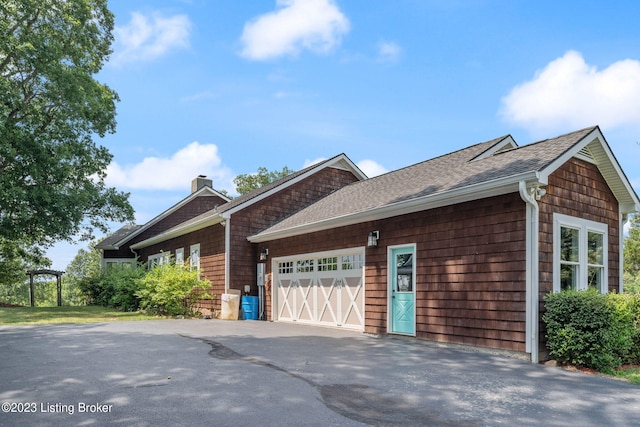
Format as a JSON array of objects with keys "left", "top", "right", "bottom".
[
  {"left": 625, "top": 214, "right": 640, "bottom": 274},
  {"left": 62, "top": 241, "right": 102, "bottom": 305},
  {"left": 0, "top": 237, "right": 50, "bottom": 305},
  {"left": 0, "top": 0, "right": 133, "bottom": 247},
  {"left": 233, "top": 166, "right": 294, "bottom": 195},
  {"left": 624, "top": 214, "right": 640, "bottom": 293}
]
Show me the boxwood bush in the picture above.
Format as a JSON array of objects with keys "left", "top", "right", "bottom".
[{"left": 543, "top": 290, "right": 640, "bottom": 373}]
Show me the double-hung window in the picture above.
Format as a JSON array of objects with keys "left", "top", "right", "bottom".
[
  {"left": 190, "top": 244, "right": 201, "bottom": 271},
  {"left": 553, "top": 213, "right": 607, "bottom": 293},
  {"left": 175, "top": 248, "right": 185, "bottom": 266},
  {"left": 148, "top": 252, "right": 170, "bottom": 269}
]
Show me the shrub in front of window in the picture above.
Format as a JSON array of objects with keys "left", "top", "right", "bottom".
[
  {"left": 136, "top": 260, "right": 211, "bottom": 316},
  {"left": 543, "top": 290, "right": 627, "bottom": 373}
]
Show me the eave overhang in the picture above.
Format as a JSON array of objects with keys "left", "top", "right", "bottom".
[
  {"left": 130, "top": 213, "right": 225, "bottom": 250},
  {"left": 538, "top": 127, "right": 640, "bottom": 214},
  {"left": 111, "top": 186, "right": 228, "bottom": 249},
  {"left": 248, "top": 171, "right": 541, "bottom": 243}
]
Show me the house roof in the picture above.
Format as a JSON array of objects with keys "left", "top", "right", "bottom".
[
  {"left": 128, "top": 153, "right": 367, "bottom": 250},
  {"left": 96, "top": 185, "right": 230, "bottom": 250},
  {"left": 248, "top": 126, "right": 640, "bottom": 243},
  {"left": 95, "top": 224, "right": 144, "bottom": 250}
]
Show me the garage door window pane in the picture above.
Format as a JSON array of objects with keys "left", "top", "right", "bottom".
[
  {"left": 279, "top": 262, "right": 293, "bottom": 274},
  {"left": 318, "top": 257, "right": 337, "bottom": 271},
  {"left": 342, "top": 254, "right": 363, "bottom": 270},
  {"left": 297, "top": 259, "right": 314, "bottom": 273}
]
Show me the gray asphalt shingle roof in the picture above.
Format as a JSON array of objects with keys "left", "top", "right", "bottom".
[
  {"left": 122, "top": 153, "right": 366, "bottom": 249},
  {"left": 95, "top": 224, "right": 144, "bottom": 249},
  {"left": 252, "top": 127, "right": 597, "bottom": 236}
]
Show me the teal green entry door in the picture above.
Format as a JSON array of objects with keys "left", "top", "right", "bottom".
[{"left": 390, "top": 246, "right": 415, "bottom": 335}]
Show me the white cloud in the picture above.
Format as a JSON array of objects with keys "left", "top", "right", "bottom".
[
  {"left": 357, "top": 159, "right": 387, "bottom": 177},
  {"left": 377, "top": 41, "right": 402, "bottom": 63},
  {"left": 500, "top": 51, "right": 640, "bottom": 134},
  {"left": 106, "top": 142, "right": 233, "bottom": 191},
  {"left": 112, "top": 12, "right": 191, "bottom": 65},
  {"left": 303, "top": 157, "right": 327, "bottom": 168},
  {"left": 239, "top": 0, "right": 350, "bottom": 61}
]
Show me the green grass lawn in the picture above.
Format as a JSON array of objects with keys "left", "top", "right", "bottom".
[
  {"left": 614, "top": 367, "right": 640, "bottom": 385},
  {"left": 0, "top": 306, "right": 161, "bottom": 325}
]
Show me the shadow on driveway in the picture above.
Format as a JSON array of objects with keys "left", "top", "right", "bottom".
[{"left": 0, "top": 319, "right": 638, "bottom": 426}]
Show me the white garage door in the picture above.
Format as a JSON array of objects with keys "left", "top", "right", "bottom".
[{"left": 274, "top": 248, "right": 365, "bottom": 330}]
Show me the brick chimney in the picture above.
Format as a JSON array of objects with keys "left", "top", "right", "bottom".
[{"left": 192, "top": 175, "right": 212, "bottom": 193}]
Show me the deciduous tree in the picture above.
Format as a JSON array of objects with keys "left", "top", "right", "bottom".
[
  {"left": 0, "top": 0, "right": 133, "bottom": 248},
  {"left": 625, "top": 214, "right": 640, "bottom": 274},
  {"left": 233, "top": 166, "right": 294, "bottom": 195}
]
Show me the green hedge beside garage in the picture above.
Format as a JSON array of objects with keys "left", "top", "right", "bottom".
[{"left": 543, "top": 290, "right": 640, "bottom": 373}]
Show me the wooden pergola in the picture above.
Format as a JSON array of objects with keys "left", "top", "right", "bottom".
[{"left": 26, "top": 269, "right": 65, "bottom": 307}]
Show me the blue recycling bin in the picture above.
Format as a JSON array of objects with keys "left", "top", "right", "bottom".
[{"left": 241, "top": 296, "right": 259, "bottom": 320}]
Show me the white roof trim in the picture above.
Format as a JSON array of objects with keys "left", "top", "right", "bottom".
[
  {"left": 471, "top": 135, "right": 518, "bottom": 161},
  {"left": 129, "top": 154, "right": 366, "bottom": 249},
  {"left": 130, "top": 214, "right": 224, "bottom": 250},
  {"left": 538, "top": 127, "right": 640, "bottom": 213},
  {"left": 248, "top": 170, "right": 540, "bottom": 243},
  {"left": 113, "top": 186, "right": 229, "bottom": 248},
  {"left": 224, "top": 153, "right": 367, "bottom": 217}
]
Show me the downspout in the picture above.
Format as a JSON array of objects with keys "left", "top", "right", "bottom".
[
  {"left": 222, "top": 214, "right": 231, "bottom": 293},
  {"left": 130, "top": 249, "right": 140, "bottom": 266},
  {"left": 519, "top": 181, "right": 540, "bottom": 364},
  {"left": 620, "top": 213, "right": 629, "bottom": 293}
]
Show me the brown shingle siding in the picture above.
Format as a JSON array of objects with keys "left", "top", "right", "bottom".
[
  {"left": 539, "top": 158, "right": 620, "bottom": 295},
  {"left": 128, "top": 196, "right": 226, "bottom": 248},
  {"left": 228, "top": 167, "right": 361, "bottom": 295},
  {"left": 265, "top": 192, "right": 527, "bottom": 352}
]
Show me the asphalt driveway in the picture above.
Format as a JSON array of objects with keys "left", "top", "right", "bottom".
[{"left": 1, "top": 319, "right": 639, "bottom": 426}]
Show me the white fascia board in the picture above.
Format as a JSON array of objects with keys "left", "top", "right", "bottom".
[
  {"left": 224, "top": 154, "right": 366, "bottom": 216},
  {"left": 471, "top": 135, "right": 518, "bottom": 161},
  {"left": 114, "top": 187, "right": 224, "bottom": 248},
  {"left": 538, "top": 127, "right": 640, "bottom": 213},
  {"left": 130, "top": 213, "right": 224, "bottom": 250},
  {"left": 537, "top": 128, "right": 602, "bottom": 184},
  {"left": 248, "top": 171, "right": 540, "bottom": 243}
]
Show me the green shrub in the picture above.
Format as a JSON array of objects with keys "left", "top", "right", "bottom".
[
  {"left": 78, "top": 273, "right": 113, "bottom": 306},
  {"left": 105, "top": 267, "right": 146, "bottom": 311},
  {"left": 627, "top": 294, "right": 640, "bottom": 364},
  {"left": 136, "top": 262, "right": 211, "bottom": 316},
  {"left": 606, "top": 293, "right": 637, "bottom": 365},
  {"left": 78, "top": 264, "right": 144, "bottom": 311},
  {"left": 543, "top": 290, "right": 623, "bottom": 373}
]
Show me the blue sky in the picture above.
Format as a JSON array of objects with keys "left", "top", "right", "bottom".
[{"left": 48, "top": 0, "right": 640, "bottom": 269}]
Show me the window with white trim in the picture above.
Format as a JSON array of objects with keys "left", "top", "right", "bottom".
[
  {"left": 104, "top": 259, "right": 135, "bottom": 270},
  {"left": 175, "top": 248, "right": 184, "bottom": 266},
  {"left": 553, "top": 214, "right": 608, "bottom": 293},
  {"left": 190, "top": 244, "right": 200, "bottom": 270},
  {"left": 148, "top": 252, "right": 170, "bottom": 269}
]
